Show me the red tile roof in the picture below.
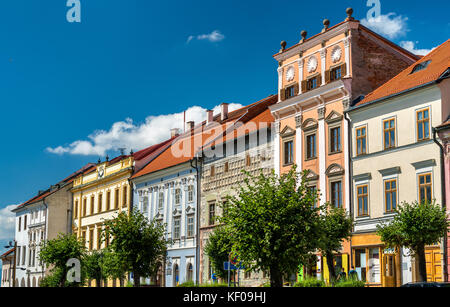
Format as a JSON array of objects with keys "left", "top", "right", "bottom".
[
  {"left": 1, "top": 248, "right": 15, "bottom": 259},
  {"left": 12, "top": 163, "right": 97, "bottom": 212},
  {"left": 355, "top": 39, "right": 450, "bottom": 108},
  {"left": 132, "top": 95, "right": 277, "bottom": 179}
]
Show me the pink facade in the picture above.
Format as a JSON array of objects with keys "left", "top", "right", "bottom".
[{"left": 437, "top": 122, "right": 450, "bottom": 282}]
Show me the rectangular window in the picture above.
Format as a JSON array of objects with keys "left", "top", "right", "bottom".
[
  {"left": 24, "top": 215, "right": 27, "bottom": 230},
  {"left": 97, "top": 229, "right": 102, "bottom": 250},
  {"left": 98, "top": 194, "right": 103, "bottom": 213},
  {"left": 285, "top": 85, "right": 295, "bottom": 99},
  {"left": 115, "top": 189, "right": 119, "bottom": 209},
  {"left": 74, "top": 200, "right": 78, "bottom": 219},
  {"left": 331, "top": 181, "right": 342, "bottom": 208},
  {"left": 385, "top": 179, "right": 397, "bottom": 212},
  {"left": 173, "top": 217, "right": 181, "bottom": 240},
  {"left": 330, "top": 127, "right": 341, "bottom": 153},
  {"left": 175, "top": 188, "right": 181, "bottom": 205},
  {"left": 209, "top": 203, "right": 216, "bottom": 226},
  {"left": 22, "top": 246, "right": 26, "bottom": 265},
  {"left": 330, "top": 66, "right": 342, "bottom": 81},
  {"left": 306, "top": 134, "right": 317, "bottom": 159},
  {"left": 383, "top": 119, "right": 396, "bottom": 150},
  {"left": 122, "top": 186, "right": 128, "bottom": 208},
  {"left": 188, "top": 185, "right": 194, "bottom": 203},
  {"left": 417, "top": 108, "right": 430, "bottom": 141},
  {"left": 357, "top": 185, "right": 369, "bottom": 217},
  {"left": 158, "top": 192, "right": 164, "bottom": 210},
  {"left": 307, "top": 76, "right": 318, "bottom": 91},
  {"left": 308, "top": 186, "right": 318, "bottom": 208},
  {"left": 187, "top": 215, "right": 195, "bottom": 237},
  {"left": 284, "top": 140, "right": 294, "bottom": 165},
  {"left": 356, "top": 127, "right": 367, "bottom": 156},
  {"left": 106, "top": 191, "right": 111, "bottom": 211},
  {"left": 90, "top": 195, "right": 95, "bottom": 215},
  {"left": 82, "top": 198, "right": 86, "bottom": 217},
  {"left": 18, "top": 217, "right": 21, "bottom": 232},
  {"left": 89, "top": 229, "right": 94, "bottom": 251},
  {"left": 142, "top": 196, "right": 149, "bottom": 213},
  {"left": 16, "top": 247, "right": 20, "bottom": 266},
  {"left": 419, "top": 173, "right": 433, "bottom": 204}
]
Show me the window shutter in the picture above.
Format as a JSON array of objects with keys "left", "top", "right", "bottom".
[
  {"left": 341, "top": 63, "right": 347, "bottom": 77},
  {"left": 294, "top": 83, "right": 299, "bottom": 96},
  {"left": 280, "top": 89, "right": 286, "bottom": 101},
  {"left": 301, "top": 80, "right": 307, "bottom": 92},
  {"left": 325, "top": 70, "right": 331, "bottom": 84},
  {"left": 316, "top": 75, "right": 322, "bottom": 86}
]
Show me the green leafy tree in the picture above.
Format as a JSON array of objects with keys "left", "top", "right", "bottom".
[
  {"left": 317, "top": 204, "right": 354, "bottom": 283},
  {"left": 377, "top": 201, "right": 449, "bottom": 282},
  {"left": 101, "top": 247, "right": 128, "bottom": 287},
  {"left": 84, "top": 249, "right": 107, "bottom": 287},
  {"left": 219, "top": 166, "right": 322, "bottom": 287},
  {"left": 102, "top": 209, "right": 172, "bottom": 287},
  {"left": 204, "top": 226, "right": 233, "bottom": 280},
  {"left": 39, "top": 233, "right": 86, "bottom": 287}
]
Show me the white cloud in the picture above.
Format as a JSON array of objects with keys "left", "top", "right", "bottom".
[
  {"left": 187, "top": 30, "right": 225, "bottom": 43},
  {"left": 0, "top": 205, "right": 17, "bottom": 241},
  {"left": 399, "top": 41, "right": 435, "bottom": 56},
  {"left": 46, "top": 103, "right": 243, "bottom": 156},
  {"left": 361, "top": 13, "right": 408, "bottom": 39}
]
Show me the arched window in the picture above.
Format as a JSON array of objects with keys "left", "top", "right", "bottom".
[
  {"left": 186, "top": 263, "right": 193, "bottom": 282},
  {"left": 173, "top": 264, "right": 179, "bottom": 287}
]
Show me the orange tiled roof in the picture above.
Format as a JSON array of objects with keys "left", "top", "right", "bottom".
[
  {"left": 355, "top": 39, "right": 450, "bottom": 108},
  {"left": 132, "top": 95, "right": 277, "bottom": 179},
  {"left": 1, "top": 248, "right": 15, "bottom": 259}
]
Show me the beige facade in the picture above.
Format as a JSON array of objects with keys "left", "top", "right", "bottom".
[{"left": 349, "top": 84, "right": 445, "bottom": 285}]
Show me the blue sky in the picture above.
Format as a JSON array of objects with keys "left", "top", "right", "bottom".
[{"left": 0, "top": 0, "right": 449, "bottom": 254}]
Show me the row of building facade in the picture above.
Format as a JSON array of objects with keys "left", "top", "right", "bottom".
[{"left": 2, "top": 8, "right": 450, "bottom": 288}]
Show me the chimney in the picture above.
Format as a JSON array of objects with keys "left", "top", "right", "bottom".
[
  {"left": 207, "top": 110, "right": 214, "bottom": 124},
  {"left": 186, "top": 121, "right": 195, "bottom": 131},
  {"left": 221, "top": 103, "right": 229, "bottom": 121},
  {"left": 171, "top": 128, "right": 180, "bottom": 138}
]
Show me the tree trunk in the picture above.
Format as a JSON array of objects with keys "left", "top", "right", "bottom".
[
  {"left": 269, "top": 267, "right": 283, "bottom": 287},
  {"left": 416, "top": 244, "right": 427, "bottom": 282},
  {"left": 134, "top": 272, "right": 141, "bottom": 287},
  {"left": 325, "top": 251, "right": 336, "bottom": 284},
  {"left": 96, "top": 279, "right": 101, "bottom": 287}
]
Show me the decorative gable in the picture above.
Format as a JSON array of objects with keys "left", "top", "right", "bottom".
[
  {"left": 326, "top": 163, "right": 345, "bottom": 177},
  {"left": 305, "top": 170, "right": 319, "bottom": 181},
  {"left": 325, "top": 110, "right": 343, "bottom": 124},
  {"left": 280, "top": 126, "right": 296, "bottom": 138},
  {"left": 302, "top": 118, "right": 318, "bottom": 132}
]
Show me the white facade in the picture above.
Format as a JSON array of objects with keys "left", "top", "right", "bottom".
[
  {"left": 133, "top": 162, "right": 198, "bottom": 287},
  {"left": 13, "top": 200, "right": 47, "bottom": 287}
]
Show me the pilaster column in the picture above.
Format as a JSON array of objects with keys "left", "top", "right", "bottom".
[
  {"left": 295, "top": 114, "right": 303, "bottom": 171},
  {"left": 320, "top": 48, "right": 327, "bottom": 86},
  {"left": 343, "top": 97, "right": 350, "bottom": 213},
  {"left": 344, "top": 37, "right": 351, "bottom": 77},
  {"left": 277, "top": 67, "right": 283, "bottom": 102},
  {"left": 274, "top": 121, "right": 281, "bottom": 176},
  {"left": 298, "top": 59, "right": 304, "bottom": 94},
  {"left": 318, "top": 106, "right": 327, "bottom": 206}
]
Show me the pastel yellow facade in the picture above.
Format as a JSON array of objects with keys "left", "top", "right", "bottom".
[{"left": 71, "top": 157, "right": 133, "bottom": 287}]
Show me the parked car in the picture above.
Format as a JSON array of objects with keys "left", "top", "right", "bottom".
[{"left": 401, "top": 282, "right": 450, "bottom": 288}]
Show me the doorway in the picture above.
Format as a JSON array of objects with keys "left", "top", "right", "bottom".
[{"left": 383, "top": 254, "right": 396, "bottom": 287}]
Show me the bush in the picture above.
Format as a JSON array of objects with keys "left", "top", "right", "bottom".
[
  {"left": 293, "top": 278, "right": 326, "bottom": 287},
  {"left": 334, "top": 279, "right": 366, "bottom": 288},
  {"left": 178, "top": 281, "right": 196, "bottom": 287}
]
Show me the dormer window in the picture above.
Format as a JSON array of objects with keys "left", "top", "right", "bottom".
[{"left": 411, "top": 60, "right": 431, "bottom": 74}]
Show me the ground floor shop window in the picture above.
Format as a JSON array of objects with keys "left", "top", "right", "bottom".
[{"left": 354, "top": 247, "right": 381, "bottom": 284}]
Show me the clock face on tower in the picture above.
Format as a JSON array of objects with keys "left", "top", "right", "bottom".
[
  {"left": 286, "top": 66, "right": 295, "bottom": 82},
  {"left": 307, "top": 56, "right": 318, "bottom": 73},
  {"left": 331, "top": 46, "right": 342, "bottom": 63}
]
